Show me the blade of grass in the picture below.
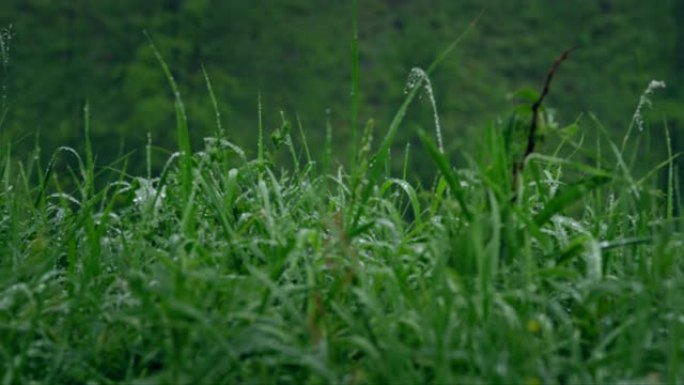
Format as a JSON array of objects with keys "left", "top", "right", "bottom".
[
  {"left": 590, "top": 113, "right": 638, "bottom": 199},
  {"left": 201, "top": 64, "right": 225, "bottom": 139},
  {"left": 350, "top": 0, "right": 360, "bottom": 172},
  {"left": 417, "top": 128, "right": 472, "bottom": 221},
  {"left": 83, "top": 100, "right": 94, "bottom": 200},
  {"left": 402, "top": 142, "right": 410, "bottom": 181},
  {"left": 296, "top": 114, "right": 312, "bottom": 166},
  {"left": 145, "top": 31, "right": 193, "bottom": 201},
  {"left": 380, "top": 178, "right": 422, "bottom": 227},
  {"left": 258, "top": 92, "right": 264, "bottom": 177},
  {"left": 323, "top": 110, "right": 332, "bottom": 177},
  {"left": 665, "top": 119, "right": 674, "bottom": 220}
]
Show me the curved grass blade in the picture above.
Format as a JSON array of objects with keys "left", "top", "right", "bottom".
[
  {"left": 145, "top": 31, "right": 193, "bottom": 200},
  {"left": 417, "top": 128, "right": 472, "bottom": 221}
]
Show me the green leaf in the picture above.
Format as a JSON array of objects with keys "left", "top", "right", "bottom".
[{"left": 510, "top": 86, "right": 540, "bottom": 104}]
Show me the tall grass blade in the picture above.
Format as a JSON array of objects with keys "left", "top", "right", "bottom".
[
  {"left": 417, "top": 128, "right": 472, "bottom": 221},
  {"left": 83, "top": 101, "right": 94, "bottom": 199},
  {"left": 323, "top": 110, "right": 332, "bottom": 177},
  {"left": 202, "top": 64, "right": 225, "bottom": 138},
  {"left": 350, "top": 0, "right": 360, "bottom": 171},
  {"left": 258, "top": 92, "right": 264, "bottom": 175},
  {"left": 296, "top": 114, "right": 312, "bottom": 165},
  {"left": 145, "top": 32, "right": 193, "bottom": 200},
  {"left": 665, "top": 119, "right": 674, "bottom": 220}
]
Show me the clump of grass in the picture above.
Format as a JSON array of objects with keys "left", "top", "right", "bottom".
[{"left": 1, "top": 22, "right": 683, "bottom": 385}]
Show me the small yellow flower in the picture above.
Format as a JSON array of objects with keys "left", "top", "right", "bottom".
[{"left": 527, "top": 319, "right": 541, "bottom": 334}]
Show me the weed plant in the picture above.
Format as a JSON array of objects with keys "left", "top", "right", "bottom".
[{"left": 0, "top": 20, "right": 683, "bottom": 385}]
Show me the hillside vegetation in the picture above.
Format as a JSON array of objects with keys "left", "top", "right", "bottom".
[{"left": 0, "top": 1, "right": 682, "bottom": 176}]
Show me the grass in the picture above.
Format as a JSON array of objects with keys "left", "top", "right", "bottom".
[{"left": 1, "top": 26, "right": 683, "bottom": 385}]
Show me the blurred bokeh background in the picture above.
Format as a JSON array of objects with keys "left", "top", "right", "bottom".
[{"left": 0, "top": 0, "right": 681, "bottom": 179}]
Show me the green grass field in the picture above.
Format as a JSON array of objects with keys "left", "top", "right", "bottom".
[{"left": 1, "top": 21, "right": 683, "bottom": 384}]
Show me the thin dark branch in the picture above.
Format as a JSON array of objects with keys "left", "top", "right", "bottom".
[
  {"left": 512, "top": 46, "right": 577, "bottom": 194},
  {"left": 525, "top": 46, "right": 576, "bottom": 160}
]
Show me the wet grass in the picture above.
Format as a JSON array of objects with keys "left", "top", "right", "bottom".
[{"left": 0, "top": 23, "right": 682, "bottom": 385}]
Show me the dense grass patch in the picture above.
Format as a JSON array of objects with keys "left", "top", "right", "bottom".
[
  {"left": 1, "top": 29, "right": 683, "bottom": 384},
  {"left": 2, "top": 87, "right": 682, "bottom": 385}
]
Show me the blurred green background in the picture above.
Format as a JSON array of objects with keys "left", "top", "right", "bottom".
[{"left": 0, "top": 0, "right": 682, "bottom": 178}]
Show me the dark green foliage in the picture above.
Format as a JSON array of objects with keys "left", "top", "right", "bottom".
[{"left": 0, "top": 1, "right": 680, "bottom": 177}]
